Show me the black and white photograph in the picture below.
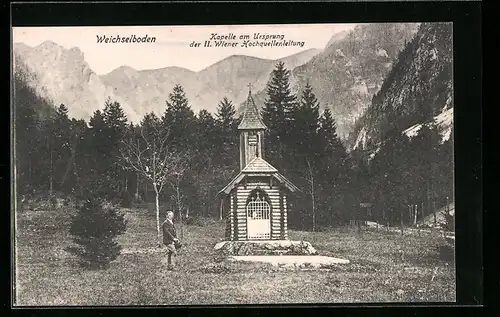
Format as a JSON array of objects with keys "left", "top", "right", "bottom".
[{"left": 12, "top": 22, "right": 455, "bottom": 305}]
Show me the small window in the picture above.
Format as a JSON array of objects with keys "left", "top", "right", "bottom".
[{"left": 248, "top": 135, "right": 258, "bottom": 145}]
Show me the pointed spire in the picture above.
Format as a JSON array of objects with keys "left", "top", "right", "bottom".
[{"left": 238, "top": 83, "right": 267, "bottom": 130}]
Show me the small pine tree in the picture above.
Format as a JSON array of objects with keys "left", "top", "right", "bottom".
[{"left": 66, "top": 196, "right": 127, "bottom": 269}]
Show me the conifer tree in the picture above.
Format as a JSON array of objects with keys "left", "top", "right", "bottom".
[
  {"left": 76, "top": 110, "right": 105, "bottom": 199},
  {"left": 141, "top": 112, "right": 162, "bottom": 141},
  {"left": 102, "top": 99, "right": 128, "bottom": 197},
  {"left": 293, "top": 82, "right": 321, "bottom": 158},
  {"left": 162, "top": 84, "right": 196, "bottom": 149},
  {"left": 87, "top": 109, "right": 106, "bottom": 173},
  {"left": 62, "top": 118, "right": 88, "bottom": 194},
  {"left": 103, "top": 99, "right": 128, "bottom": 146},
  {"left": 49, "top": 104, "right": 72, "bottom": 193},
  {"left": 215, "top": 97, "right": 239, "bottom": 167},
  {"left": 291, "top": 82, "right": 322, "bottom": 231},
  {"left": 83, "top": 104, "right": 126, "bottom": 199},
  {"left": 158, "top": 85, "right": 198, "bottom": 221},
  {"left": 318, "top": 107, "right": 350, "bottom": 226},
  {"left": 191, "top": 110, "right": 217, "bottom": 217},
  {"left": 372, "top": 131, "right": 412, "bottom": 224},
  {"left": 216, "top": 97, "right": 237, "bottom": 131},
  {"left": 319, "top": 108, "right": 348, "bottom": 179},
  {"left": 197, "top": 109, "right": 217, "bottom": 162},
  {"left": 409, "top": 119, "right": 442, "bottom": 219},
  {"left": 262, "top": 61, "right": 297, "bottom": 170},
  {"left": 13, "top": 70, "right": 43, "bottom": 192},
  {"left": 66, "top": 196, "right": 127, "bottom": 269}
]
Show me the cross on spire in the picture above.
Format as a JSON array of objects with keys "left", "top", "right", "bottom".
[{"left": 238, "top": 82, "right": 267, "bottom": 131}]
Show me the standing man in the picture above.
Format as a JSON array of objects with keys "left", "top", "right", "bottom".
[{"left": 162, "top": 211, "right": 179, "bottom": 270}]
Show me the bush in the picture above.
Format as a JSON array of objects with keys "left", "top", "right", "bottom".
[{"left": 66, "top": 196, "right": 127, "bottom": 269}]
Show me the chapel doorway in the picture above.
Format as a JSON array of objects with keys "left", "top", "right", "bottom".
[{"left": 246, "top": 190, "right": 271, "bottom": 240}]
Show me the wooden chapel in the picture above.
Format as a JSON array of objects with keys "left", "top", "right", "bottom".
[{"left": 218, "top": 85, "right": 299, "bottom": 241}]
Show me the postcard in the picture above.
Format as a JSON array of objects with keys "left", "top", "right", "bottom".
[{"left": 12, "top": 22, "right": 455, "bottom": 306}]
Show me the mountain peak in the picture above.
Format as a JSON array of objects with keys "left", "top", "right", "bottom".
[
  {"left": 223, "top": 54, "right": 270, "bottom": 64},
  {"left": 141, "top": 65, "right": 194, "bottom": 74},
  {"left": 324, "top": 30, "right": 349, "bottom": 49},
  {"left": 104, "top": 65, "right": 138, "bottom": 77},
  {"left": 18, "top": 25, "right": 415, "bottom": 133},
  {"left": 36, "top": 40, "right": 62, "bottom": 50},
  {"left": 117, "top": 65, "right": 137, "bottom": 72}
]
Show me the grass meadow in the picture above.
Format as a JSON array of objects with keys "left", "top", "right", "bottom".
[{"left": 13, "top": 202, "right": 456, "bottom": 306}]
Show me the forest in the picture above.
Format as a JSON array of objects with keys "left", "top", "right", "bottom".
[{"left": 14, "top": 59, "right": 454, "bottom": 231}]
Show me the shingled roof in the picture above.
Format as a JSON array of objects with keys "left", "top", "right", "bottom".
[
  {"left": 242, "top": 157, "right": 278, "bottom": 173},
  {"left": 217, "top": 169, "right": 300, "bottom": 195},
  {"left": 238, "top": 88, "right": 267, "bottom": 130}
]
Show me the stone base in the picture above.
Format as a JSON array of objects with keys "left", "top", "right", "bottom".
[
  {"left": 229, "top": 255, "right": 350, "bottom": 268},
  {"left": 214, "top": 240, "right": 318, "bottom": 256}
]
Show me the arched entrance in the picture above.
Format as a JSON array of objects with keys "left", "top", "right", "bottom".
[{"left": 246, "top": 189, "right": 271, "bottom": 240}]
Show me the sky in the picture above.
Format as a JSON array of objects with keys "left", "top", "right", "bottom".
[{"left": 12, "top": 24, "right": 357, "bottom": 75}]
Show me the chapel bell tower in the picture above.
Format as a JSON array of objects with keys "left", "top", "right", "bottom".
[
  {"left": 238, "top": 84, "right": 267, "bottom": 170},
  {"left": 218, "top": 83, "right": 299, "bottom": 241}
]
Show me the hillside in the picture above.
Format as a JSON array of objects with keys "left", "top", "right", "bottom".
[
  {"left": 235, "top": 24, "right": 419, "bottom": 125},
  {"left": 350, "top": 22, "right": 453, "bottom": 152},
  {"left": 13, "top": 41, "right": 320, "bottom": 122},
  {"left": 293, "top": 23, "right": 420, "bottom": 141},
  {"left": 14, "top": 23, "right": 420, "bottom": 131},
  {"left": 13, "top": 23, "right": 420, "bottom": 135},
  {"left": 100, "top": 65, "right": 201, "bottom": 119},
  {"left": 12, "top": 41, "right": 139, "bottom": 121}
]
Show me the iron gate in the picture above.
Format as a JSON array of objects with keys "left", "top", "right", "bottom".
[{"left": 246, "top": 193, "right": 271, "bottom": 240}]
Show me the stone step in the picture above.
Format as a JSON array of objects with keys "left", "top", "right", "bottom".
[
  {"left": 230, "top": 255, "right": 350, "bottom": 267},
  {"left": 251, "top": 249, "right": 290, "bottom": 255}
]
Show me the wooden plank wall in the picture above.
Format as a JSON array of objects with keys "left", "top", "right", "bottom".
[
  {"left": 229, "top": 192, "right": 235, "bottom": 240},
  {"left": 225, "top": 199, "right": 230, "bottom": 240},
  {"left": 279, "top": 191, "right": 284, "bottom": 239},
  {"left": 232, "top": 190, "right": 238, "bottom": 240},
  {"left": 239, "top": 133, "right": 245, "bottom": 170},
  {"left": 283, "top": 193, "right": 288, "bottom": 239},
  {"left": 235, "top": 180, "right": 283, "bottom": 240}
]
